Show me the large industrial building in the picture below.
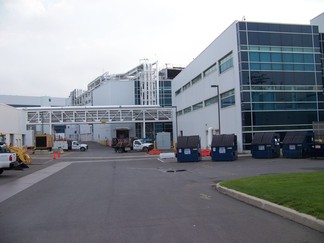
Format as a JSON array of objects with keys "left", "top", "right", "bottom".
[
  {"left": 1, "top": 13, "right": 323, "bottom": 150},
  {"left": 65, "top": 61, "right": 182, "bottom": 142},
  {"left": 173, "top": 13, "right": 324, "bottom": 152},
  {"left": 0, "top": 61, "right": 182, "bottom": 144}
]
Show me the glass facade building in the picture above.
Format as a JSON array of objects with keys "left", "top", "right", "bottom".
[{"left": 237, "top": 22, "right": 324, "bottom": 149}]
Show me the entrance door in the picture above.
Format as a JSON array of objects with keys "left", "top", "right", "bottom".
[{"left": 116, "top": 129, "right": 129, "bottom": 139}]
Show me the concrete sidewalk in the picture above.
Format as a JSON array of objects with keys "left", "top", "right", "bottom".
[{"left": 214, "top": 183, "right": 324, "bottom": 234}]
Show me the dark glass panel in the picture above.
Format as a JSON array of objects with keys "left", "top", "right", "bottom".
[
  {"left": 238, "top": 22, "right": 246, "bottom": 30},
  {"left": 241, "top": 92, "right": 251, "bottom": 102},
  {"left": 239, "top": 31, "right": 247, "bottom": 44},
  {"left": 242, "top": 112, "right": 252, "bottom": 126},
  {"left": 241, "top": 71, "right": 250, "bottom": 85},
  {"left": 248, "top": 71, "right": 316, "bottom": 85},
  {"left": 241, "top": 63, "right": 249, "bottom": 70},
  {"left": 240, "top": 52, "right": 248, "bottom": 61},
  {"left": 252, "top": 111, "right": 317, "bottom": 125}
]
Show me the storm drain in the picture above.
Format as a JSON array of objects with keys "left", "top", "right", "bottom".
[{"left": 159, "top": 169, "right": 187, "bottom": 173}]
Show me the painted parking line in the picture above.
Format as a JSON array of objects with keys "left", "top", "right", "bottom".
[{"left": 0, "top": 162, "right": 72, "bottom": 203}]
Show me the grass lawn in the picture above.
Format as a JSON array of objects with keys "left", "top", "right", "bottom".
[{"left": 220, "top": 172, "right": 324, "bottom": 220}]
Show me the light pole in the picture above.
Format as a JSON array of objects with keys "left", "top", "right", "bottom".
[{"left": 211, "top": 85, "right": 221, "bottom": 134}]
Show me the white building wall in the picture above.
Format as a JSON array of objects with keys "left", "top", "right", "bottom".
[
  {"left": 311, "top": 12, "right": 324, "bottom": 32},
  {"left": 91, "top": 79, "right": 135, "bottom": 142},
  {"left": 0, "top": 103, "right": 27, "bottom": 147},
  {"left": 92, "top": 79, "right": 135, "bottom": 105},
  {"left": 0, "top": 95, "right": 66, "bottom": 107},
  {"left": 92, "top": 123, "right": 136, "bottom": 143},
  {"left": 173, "top": 21, "right": 244, "bottom": 151}
]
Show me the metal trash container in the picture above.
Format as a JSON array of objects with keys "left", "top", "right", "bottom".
[
  {"left": 282, "top": 131, "right": 313, "bottom": 158},
  {"left": 211, "top": 134, "right": 238, "bottom": 161},
  {"left": 251, "top": 132, "right": 280, "bottom": 158},
  {"left": 310, "top": 122, "right": 324, "bottom": 158},
  {"left": 311, "top": 143, "right": 324, "bottom": 158},
  {"left": 177, "top": 135, "right": 201, "bottom": 162}
]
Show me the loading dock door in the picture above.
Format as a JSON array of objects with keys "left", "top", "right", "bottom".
[{"left": 116, "top": 129, "right": 129, "bottom": 139}]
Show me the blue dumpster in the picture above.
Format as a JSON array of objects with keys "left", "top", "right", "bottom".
[
  {"left": 311, "top": 143, "right": 324, "bottom": 158},
  {"left": 282, "top": 131, "right": 313, "bottom": 158},
  {"left": 177, "top": 135, "right": 201, "bottom": 162},
  {"left": 251, "top": 132, "right": 280, "bottom": 158},
  {"left": 211, "top": 134, "right": 238, "bottom": 161},
  {"left": 310, "top": 123, "right": 324, "bottom": 158}
]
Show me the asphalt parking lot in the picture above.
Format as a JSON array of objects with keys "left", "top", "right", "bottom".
[{"left": 2, "top": 142, "right": 324, "bottom": 185}]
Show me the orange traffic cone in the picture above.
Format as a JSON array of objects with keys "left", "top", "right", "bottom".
[
  {"left": 53, "top": 153, "right": 56, "bottom": 159},
  {"left": 57, "top": 151, "right": 61, "bottom": 159}
]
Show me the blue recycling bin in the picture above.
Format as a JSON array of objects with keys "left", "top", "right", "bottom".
[
  {"left": 211, "top": 134, "right": 238, "bottom": 161},
  {"left": 282, "top": 131, "right": 313, "bottom": 158},
  {"left": 251, "top": 132, "right": 280, "bottom": 158},
  {"left": 177, "top": 135, "right": 201, "bottom": 162}
]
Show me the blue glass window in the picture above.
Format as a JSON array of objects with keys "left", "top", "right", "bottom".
[
  {"left": 304, "top": 54, "right": 313, "bottom": 63},
  {"left": 260, "top": 53, "right": 271, "bottom": 62},
  {"left": 272, "top": 53, "right": 282, "bottom": 62},
  {"left": 219, "top": 52, "right": 233, "bottom": 73},
  {"left": 294, "top": 53, "right": 303, "bottom": 62},
  {"left": 283, "top": 53, "right": 293, "bottom": 62},
  {"left": 304, "top": 64, "right": 314, "bottom": 71},
  {"left": 249, "top": 52, "right": 259, "bottom": 61},
  {"left": 261, "top": 63, "right": 271, "bottom": 70},
  {"left": 250, "top": 63, "right": 260, "bottom": 70},
  {"left": 272, "top": 64, "right": 282, "bottom": 70},
  {"left": 221, "top": 89, "right": 235, "bottom": 108}
]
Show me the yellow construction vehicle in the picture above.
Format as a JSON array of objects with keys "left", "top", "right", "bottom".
[
  {"left": 8, "top": 145, "right": 32, "bottom": 164},
  {"left": 0, "top": 133, "right": 31, "bottom": 166}
]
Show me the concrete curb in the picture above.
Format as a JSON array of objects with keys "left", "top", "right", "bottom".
[{"left": 215, "top": 183, "right": 324, "bottom": 234}]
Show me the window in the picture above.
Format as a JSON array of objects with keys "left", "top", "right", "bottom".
[
  {"left": 177, "top": 110, "right": 183, "bottom": 116},
  {"left": 193, "top": 102, "right": 203, "bottom": 111},
  {"left": 221, "top": 89, "right": 235, "bottom": 108},
  {"left": 175, "top": 88, "right": 181, "bottom": 96},
  {"left": 183, "top": 106, "right": 192, "bottom": 114},
  {"left": 204, "top": 96, "right": 218, "bottom": 106},
  {"left": 191, "top": 74, "right": 202, "bottom": 85},
  {"left": 203, "top": 63, "right": 217, "bottom": 77},
  {"left": 182, "top": 82, "right": 191, "bottom": 91},
  {"left": 219, "top": 52, "right": 233, "bottom": 73}
]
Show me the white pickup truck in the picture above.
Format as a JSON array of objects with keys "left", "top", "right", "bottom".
[
  {"left": 0, "top": 144, "right": 18, "bottom": 175},
  {"left": 53, "top": 140, "right": 88, "bottom": 151},
  {"left": 112, "top": 138, "right": 153, "bottom": 153}
]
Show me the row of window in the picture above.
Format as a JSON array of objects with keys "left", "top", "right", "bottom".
[
  {"left": 249, "top": 63, "right": 316, "bottom": 72},
  {"left": 241, "top": 91, "right": 323, "bottom": 103},
  {"left": 250, "top": 102, "right": 319, "bottom": 110},
  {"left": 177, "top": 89, "right": 236, "bottom": 116},
  {"left": 241, "top": 85, "right": 321, "bottom": 91},
  {"left": 239, "top": 31, "right": 319, "bottom": 48},
  {"left": 177, "top": 95, "right": 218, "bottom": 116},
  {"left": 249, "top": 52, "right": 315, "bottom": 63},
  {"left": 238, "top": 22, "right": 318, "bottom": 34},
  {"left": 242, "top": 45, "right": 318, "bottom": 54},
  {"left": 239, "top": 45, "right": 321, "bottom": 73},
  {"left": 240, "top": 70, "right": 321, "bottom": 86},
  {"left": 175, "top": 52, "right": 233, "bottom": 96}
]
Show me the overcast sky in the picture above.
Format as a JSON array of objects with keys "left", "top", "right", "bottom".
[{"left": 0, "top": 0, "right": 323, "bottom": 98}]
